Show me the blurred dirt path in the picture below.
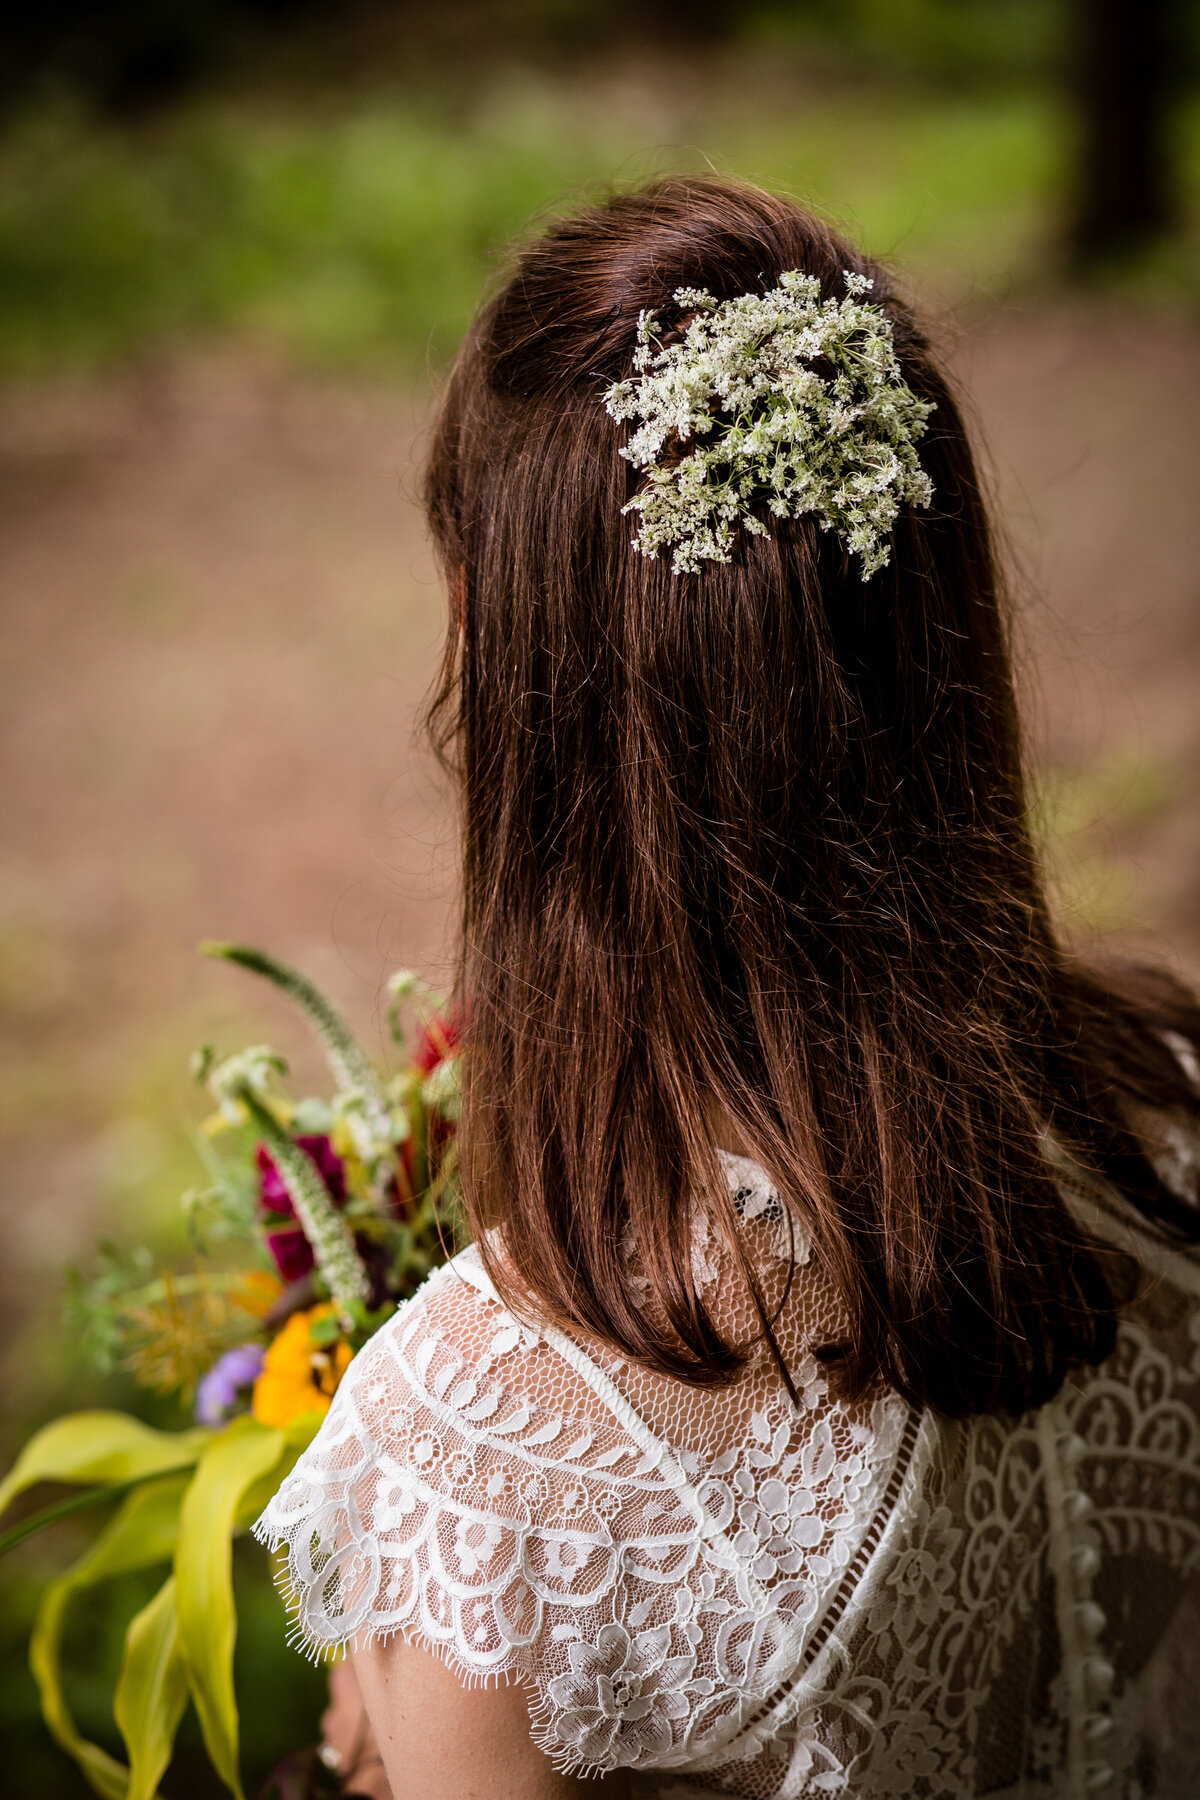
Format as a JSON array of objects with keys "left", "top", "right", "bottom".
[
  {"left": 959, "top": 303, "right": 1200, "bottom": 959},
  {"left": 0, "top": 356, "right": 455, "bottom": 1376},
  {"left": 1, "top": 305, "right": 1198, "bottom": 1383}
]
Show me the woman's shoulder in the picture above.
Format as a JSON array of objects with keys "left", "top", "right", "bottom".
[
  {"left": 252, "top": 1223, "right": 913, "bottom": 1776},
  {"left": 251, "top": 1242, "right": 692, "bottom": 1659},
  {"left": 366, "top": 1240, "right": 551, "bottom": 1394}
]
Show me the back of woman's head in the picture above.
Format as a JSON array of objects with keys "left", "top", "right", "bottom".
[{"left": 425, "top": 176, "right": 1200, "bottom": 1418}]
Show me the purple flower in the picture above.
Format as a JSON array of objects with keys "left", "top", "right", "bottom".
[
  {"left": 195, "top": 1342, "right": 266, "bottom": 1426},
  {"left": 256, "top": 1135, "right": 347, "bottom": 1283}
]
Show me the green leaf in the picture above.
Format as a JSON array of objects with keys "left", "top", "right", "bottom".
[
  {"left": 30, "top": 1474, "right": 189, "bottom": 1800},
  {"left": 115, "top": 1575, "right": 189, "bottom": 1800},
  {"left": 0, "top": 1411, "right": 208, "bottom": 1519},
  {"left": 0, "top": 1471, "right": 197, "bottom": 1561},
  {"left": 233, "top": 1435, "right": 309, "bottom": 1532},
  {"left": 175, "top": 1415, "right": 286, "bottom": 1800}
]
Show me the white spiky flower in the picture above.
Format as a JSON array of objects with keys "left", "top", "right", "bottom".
[{"left": 603, "top": 269, "right": 935, "bottom": 579}]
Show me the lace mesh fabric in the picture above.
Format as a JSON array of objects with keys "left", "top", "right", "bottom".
[{"left": 255, "top": 1140, "right": 1200, "bottom": 1798}]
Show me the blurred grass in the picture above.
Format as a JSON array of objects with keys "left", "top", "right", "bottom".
[
  {"left": 1032, "top": 752, "right": 1180, "bottom": 936},
  {"left": 2, "top": 71, "right": 1195, "bottom": 382}
]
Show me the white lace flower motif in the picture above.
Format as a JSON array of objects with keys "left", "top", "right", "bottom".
[
  {"left": 465, "top": 1595, "right": 495, "bottom": 1648},
  {"left": 672, "top": 1570, "right": 734, "bottom": 1648},
  {"left": 371, "top": 1471, "right": 421, "bottom": 1535},
  {"left": 558, "top": 1481, "right": 589, "bottom": 1516},
  {"left": 452, "top": 1514, "right": 503, "bottom": 1578},
  {"left": 410, "top": 1431, "right": 444, "bottom": 1474},
  {"left": 542, "top": 1534, "right": 593, "bottom": 1588},
  {"left": 592, "top": 1484, "right": 623, "bottom": 1523},
  {"left": 518, "top": 1470, "right": 550, "bottom": 1510},
  {"left": 731, "top": 1469, "right": 824, "bottom": 1580},
  {"left": 483, "top": 1464, "right": 515, "bottom": 1505},
  {"left": 876, "top": 1714, "right": 945, "bottom": 1791},
  {"left": 445, "top": 1449, "right": 476, "bottom": 1488},
  {"left": 867, "top": 1504, "right": 961, "bottom": 1641},
  {"left": 548, "top": 1623, "right": 694, "bottom": 1766},
  {"left": 358, "top": 1361, "right": 414, "bottom": 1437}
]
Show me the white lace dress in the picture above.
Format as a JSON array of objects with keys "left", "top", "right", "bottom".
[{"left": 254, "top": 1131, "right": 1200, "bottom": 1799}]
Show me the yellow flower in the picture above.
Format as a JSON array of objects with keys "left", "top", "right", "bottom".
[{"left": 251, "top": 1304, "right": 352, "bottom": 1429}]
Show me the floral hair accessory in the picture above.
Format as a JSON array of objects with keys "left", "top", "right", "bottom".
[{"left": 603, "top": 268, "right": 935, "bottom": 579}]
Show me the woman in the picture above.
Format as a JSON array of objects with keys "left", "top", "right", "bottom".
[{"left": 256, "top": 178, "right": 1200, "bottom": 1798}]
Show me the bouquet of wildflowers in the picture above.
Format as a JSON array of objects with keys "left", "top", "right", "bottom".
[{"left": 0, "top": 944, "right": 463, "bottom": 1800}]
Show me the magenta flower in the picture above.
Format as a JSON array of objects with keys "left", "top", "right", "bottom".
[
  {"left": 195, "top": 1342, "right": 266, "bottom": 1426},
  {"left": 256, "top": 1134, "right": 347, "bottom": 1284}
]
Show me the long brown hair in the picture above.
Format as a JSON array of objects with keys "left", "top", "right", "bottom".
[{"left": 424, "top": 176, "right": 1200, "bottom": 1418}]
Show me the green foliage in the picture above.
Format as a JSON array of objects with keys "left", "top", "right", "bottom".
[
  {"left": 175, "top": 1418, "right": 294, "bottom": 1799},
  {"left": 743, "top": 0, "right": 1064, "bottom": 85},
  {"left": 181, "top": 1129, "right": 260, "bottom": 1255},
  {"left": 30, "top": 1475, "right": 191, "bottom": 1799},
  {"left": 0, "top": 1412, "right": 208, "bottom": 1519},
  {"left": 232, "top": 1089, "right": 369, "bottom": 1323},
  {"left": 67, "top": 1254, "right": 269, "bottom": 1400},
  {"left": 2, "top": 944, "right": 460, "bottom": 1796},
  {"left": 65, "top": 1246, "right": 159, "bottom": 1375},
  {"left": 57, "top": 944, "right": 461, "bottom": 1419},
  {"left": 114, "top": 1575, "right": 189, "bottom": 1800},
  {"left": 2, "top": 1539, "right": 327, "bottom": 1800},
  {"left": 202, "top": 943, "right": 390, "bottom": 1131},
  {"left": 4, "top": 1411, "right": 311, "bottom": 1800},
  {"left": 1, "top": 77, "right": 1180, "bottom": 383}
]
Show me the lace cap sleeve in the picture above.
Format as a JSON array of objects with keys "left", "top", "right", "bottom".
[
  {"left": 254, "top": 1236, "right": 911, "bottom": 1778},
  {"left": 251, "top": 1249, "right": 697, "bottom": 1702}
]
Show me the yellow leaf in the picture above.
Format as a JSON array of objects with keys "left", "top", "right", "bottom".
[
  {"left": 231, "top": 1270, "right": 282, "bottom": 1321},
  {"left": 175, "top": 1416, "right": 286, "bottom": 1800},
  {"left": 234, "top": 1439, "right": 308, "bottom": 1532},
  {"left": 115, "top": 1576, "right": 189, "bottom": 1800},
  {"left": 0, "top": 1412, "right": 206, "bottom": 1519},
  {"left": 30, "top": 1474, "right": 189, "bottom": 1800}
]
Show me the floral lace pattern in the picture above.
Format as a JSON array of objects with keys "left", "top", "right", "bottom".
[{"left": 255, "top": 1136, "right": 1200, "bottom": 1797}]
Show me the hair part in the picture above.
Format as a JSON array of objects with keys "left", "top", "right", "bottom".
[{"left": 423, "top": 176, "right": 1200, "bottom": 1419}]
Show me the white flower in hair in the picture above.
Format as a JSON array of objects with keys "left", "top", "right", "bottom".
[{"left": 603, "top": 268, "right": 935, "bottom": 579}]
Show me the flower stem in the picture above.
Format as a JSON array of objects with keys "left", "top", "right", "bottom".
[
  {"left": 201, "top": 943, "right": 393, "bottom": 1211},
  {"left": 237, "top": 1087, "right": 369, "bottom": 1329}
]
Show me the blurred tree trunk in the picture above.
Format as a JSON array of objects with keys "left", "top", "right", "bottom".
[{"left": 1069, "top": 0, "right": 1174, "bottom": 266}]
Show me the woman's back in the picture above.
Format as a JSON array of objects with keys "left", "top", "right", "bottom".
[
  {"left": 257, "top": 1121, "right": 1200, "bottom": 1798},
  {"left": 256, "top": 173, "right": 1200, "bottom": 1799}
]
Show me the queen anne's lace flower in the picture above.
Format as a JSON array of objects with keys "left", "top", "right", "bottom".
[{"left": 603, "top": 269, "right": 934, "bottom": 578}]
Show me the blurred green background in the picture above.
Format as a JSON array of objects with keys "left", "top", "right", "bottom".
[{"left": 2, "top": 1, "right": 1199, "bottom": 1793}]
